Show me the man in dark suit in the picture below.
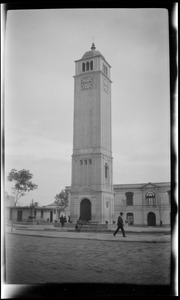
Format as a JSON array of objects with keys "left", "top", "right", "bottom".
[{"left": 113, "top": 212, "right": 126, "bottom": 237}]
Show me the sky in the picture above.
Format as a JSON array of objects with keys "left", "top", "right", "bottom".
[{"left": 4, "top": 8, "right": 171, "bottom": 206}]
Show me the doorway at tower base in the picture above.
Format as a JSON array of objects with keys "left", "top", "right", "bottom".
[{"left": 69, "top": 194, "right": 115, "bottom": 224}]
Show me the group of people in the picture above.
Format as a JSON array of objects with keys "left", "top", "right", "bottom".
[
  {"left": 60, "top": 215, "right": 72, "bottom": 227},
  {"left": 75, "top": 217, "right": 86, "bottom": 232}
]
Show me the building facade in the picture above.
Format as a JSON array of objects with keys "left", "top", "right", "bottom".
[
  {"left": 114, "top": 182, "right": 171, "bottom": 226},
  {"left": 70, "top": 43, "right": 114, "bottom": 223},
  {"left": 5, "top": 181, "right": 171, "bottom": 226},
  {"left": 6, "top": 203, "right": 70, "bottom": 224},
  {"left": 5, "top": 193, "right": 71, "bottom": 224}
]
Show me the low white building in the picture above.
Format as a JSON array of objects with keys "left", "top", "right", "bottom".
[
  {"left": 5, "top": 192, "right": 71, "bottom": 224},
  {"left": 5, "top": 203, "right": 70, "bottom": 224}
]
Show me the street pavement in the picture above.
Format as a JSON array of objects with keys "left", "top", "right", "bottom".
[
  {"left": 5, "top": 233, "right": 171, "bottom": 285},
  {"left": 3, "top": 224, "right": 175, "bottom": 296}
]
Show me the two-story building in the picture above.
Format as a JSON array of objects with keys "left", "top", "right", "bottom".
[{"left": 113, "top": 182, "right": 171, "bottom": 226}]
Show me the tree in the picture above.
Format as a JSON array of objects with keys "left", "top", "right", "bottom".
[
  {"left": 54, "top": 189, "right": 69, "bottom": 210},
  {"left": 7, "top": 169, "right": 38, "bottom": 231}
]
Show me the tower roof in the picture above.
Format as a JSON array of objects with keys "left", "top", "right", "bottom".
[{"left": 81, "top": 43, "right": 105, "bottom": 60}]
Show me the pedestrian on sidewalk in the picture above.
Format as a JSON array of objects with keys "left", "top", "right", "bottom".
[
  {"left": 68, "top": 215, "right": 72, "bottom": 223},
  {"left": 113, "top": 212, "right": 126, "bottom": 237},
  {"left": 60, "top": 215, "right": 65, "bottom": 227},
  {"left": 75, "top": 217, "right": 82, "bottom": 232}
]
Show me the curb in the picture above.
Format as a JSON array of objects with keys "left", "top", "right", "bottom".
[
  {"left": 7, "top": 231, "right": 171, "bottom": 243},
  {"left": 12, "top": 227, "right": 171, "bottom": 235}
]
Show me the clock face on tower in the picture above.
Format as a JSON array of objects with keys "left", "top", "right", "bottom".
[{"left": 81, "top": 76, "right": 93, "bottom": 90}]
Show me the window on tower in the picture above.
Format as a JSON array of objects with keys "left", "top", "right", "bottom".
[
  {"left": 86, "top": 62, "right": 89, "bottom": 71},
  {"left": 82, "top": 63, "right": 85, "bottom": 72},
  {"left": 90, "top": 61, "right": 93, "bottom": 70},
  {"left": 105, "top": 163, "right": 108, "bottom": 179},
  {"left": 80, "top": 160, "right": 83, "bottom": 165},
  {"left": 103, "top": 64, "right": 108, "bottom": 76}
]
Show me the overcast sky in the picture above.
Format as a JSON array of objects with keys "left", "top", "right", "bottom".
[{"left": 4, "top": 8, "right": 170, "bottom": 206}]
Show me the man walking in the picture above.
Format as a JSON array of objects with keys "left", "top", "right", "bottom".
[{"left": 113, "top": 212, "right": 126, "bottom": 237}]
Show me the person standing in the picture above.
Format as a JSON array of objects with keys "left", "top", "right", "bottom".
[
  {"left": 60, "top": 215, "right": 65, "bottom": 227},
  {"left": 75, "top": 217, "right": 82, "bottom": 232},
  {"left": 113, "top": 212, "right": 126, "bottom": 237}
]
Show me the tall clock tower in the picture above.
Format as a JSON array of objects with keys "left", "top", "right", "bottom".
[{"left": 70, "top": 43, "right": 114, "bottom": 223}]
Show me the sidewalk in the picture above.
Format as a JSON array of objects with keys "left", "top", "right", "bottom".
[
  {"left": 5, "top": 224, "right": 171, "bottom": 243},
  {"left": 7, "top": 222, "right": 171, "bottom": 232}
]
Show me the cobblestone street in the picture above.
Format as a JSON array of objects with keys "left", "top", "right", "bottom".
[{"left": 5, "top": 233, "right": 171, "bottom": 285}]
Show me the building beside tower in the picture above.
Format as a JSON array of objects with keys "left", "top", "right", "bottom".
[
  {"left": 70, "top": 43, "right": 114, "bottom": 223},
  {"left": 113, "top": 182, "right": 171, "bottom": 226}
]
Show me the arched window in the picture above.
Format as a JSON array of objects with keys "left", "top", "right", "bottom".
[
  {"left": 146, "top": 191, "right": 156, "bottom": 206},
  {"left": 82, "top": 63, "right": 85, "bottom": 72},
  {"left": 86, "top": 62, "right": 89, "bottom": 71},
  {"left": 90, "top": 61, "right": 93, "bottom": 70},
  {"left": 105, "top": 163, "right": 108, "bottom": 179},
  {"left": 125, "top": 192, "right": 133, "bottom": 206}
]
